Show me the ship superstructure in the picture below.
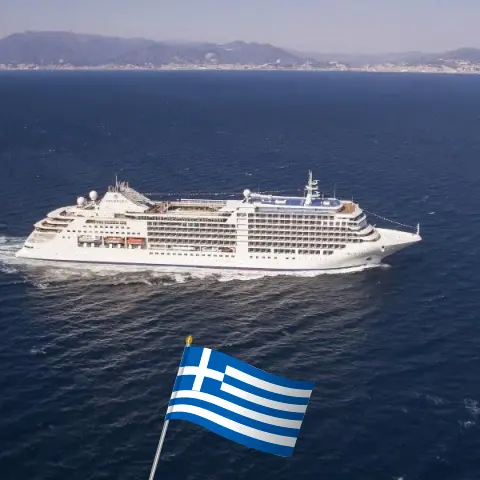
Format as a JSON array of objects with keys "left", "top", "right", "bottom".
[{"left": 16, "top": 172, "right": 421, "bottom": 271}]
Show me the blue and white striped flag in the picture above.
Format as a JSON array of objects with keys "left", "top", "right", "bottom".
[{"left": 166, "top": 345, "right": 315, "bottom": 457}]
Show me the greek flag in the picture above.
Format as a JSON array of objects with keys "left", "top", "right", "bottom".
[{"left": 166, "top": 345, "right": 315, "bottom": 456}]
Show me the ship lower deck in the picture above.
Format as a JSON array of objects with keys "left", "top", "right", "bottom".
[{"left": 15, "top": 244, "right": 396, "bottom": 272}]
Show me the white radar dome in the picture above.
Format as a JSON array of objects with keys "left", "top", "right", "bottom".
[
  {"left": 243, "top": 189, "right": 251, "bottom": 198},
  {"left": 89, "top": 190, "right": 98, "bottom": 201},
  {"left": 77, "top": 196, "right": 86, "bottom": 206}
]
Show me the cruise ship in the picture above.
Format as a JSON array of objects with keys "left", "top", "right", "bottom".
[{"left": 16, "top": 172, "right": 421, "bottom": 271}]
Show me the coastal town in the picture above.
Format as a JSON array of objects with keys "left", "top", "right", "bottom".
[{"left": 1, "top": 59, "right": 480, "bottom": 74}]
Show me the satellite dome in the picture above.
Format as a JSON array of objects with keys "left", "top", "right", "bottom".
[
  {"left": 89, "top": 190, "right": 98, "bottom": 201},
  {"left": 77, "top": 196, "right": 86, "bottom": 206},
  {"left": 243, "top": 189, "right": 251, "bottom": 198}
]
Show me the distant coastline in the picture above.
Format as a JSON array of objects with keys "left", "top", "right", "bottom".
[
  {"left": 2, "top": 32, "right": 480, "bottom": 76},
  {"left": 1, "top": 64, "right": 480, "bottom": 75}
]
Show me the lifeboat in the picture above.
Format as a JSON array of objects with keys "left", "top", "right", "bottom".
[
  {"left": 104, "top": 237, "right": 125, "bottom": 244},
  {"left": 127, "top": 237, "right": 146, "bottom": 245},
  {"left": 78, "top": 235, "right": 102, "bottom": 244},
  {"left": 219, "top": 247, "right": 233, "bottom": 253}
]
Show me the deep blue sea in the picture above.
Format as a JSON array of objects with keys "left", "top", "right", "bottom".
[{"left": 1, "top": 70, "right": 480, "bottom": 480}]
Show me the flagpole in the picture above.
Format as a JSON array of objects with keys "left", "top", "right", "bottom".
[{"left": 148, "top": 335, "right": 193, "bottom": 480}]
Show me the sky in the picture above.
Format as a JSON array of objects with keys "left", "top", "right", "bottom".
[{"left": 1, "top": 0, "right": 479, "bottom": 54}]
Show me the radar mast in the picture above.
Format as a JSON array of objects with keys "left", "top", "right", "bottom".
[{"left": 304, "top": 170, "right": 319, "bottom": 206}]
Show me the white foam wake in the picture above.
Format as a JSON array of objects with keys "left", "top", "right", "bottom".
[{"left": 0, "top": 235, "right": 28, "bottom": 275}]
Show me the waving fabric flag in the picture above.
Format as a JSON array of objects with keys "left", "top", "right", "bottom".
[{"left": 166, "top": 344, "right": 314, "bottom": 457}]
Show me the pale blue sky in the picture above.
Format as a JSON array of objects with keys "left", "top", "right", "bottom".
[{"left": 1, "top": 0, "right": 479, "bottom": 53}]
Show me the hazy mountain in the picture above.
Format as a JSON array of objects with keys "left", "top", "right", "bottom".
[
  {"left": 286, "top": 48, "right": 430, "bottom": 65},
  {"left": 0, "top": 31, "right": 304, "bottom": 66},
  {"left": 0, "top": 31, "right": 155, "bottom": 66},
  {"left": 2, "top": 31, "right": 479, "bottom": 68},
  {"left": 291, "top": 47, "right": 480, "bottom": 66},
  {"left": 435, "top": 48, "right": 480, "bottom": 62}
]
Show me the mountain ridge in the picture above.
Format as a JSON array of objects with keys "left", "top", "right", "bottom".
[
  {"left": 1, "top": 31, "right": 480, "bottom": 67},
  {"left": 0, "top": 31, "right": 304, "bottom": 66}
]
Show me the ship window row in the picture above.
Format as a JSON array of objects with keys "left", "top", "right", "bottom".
[
  {"left": 248, "top": 251, "right": 333, "bottom": 258},
  {"left": 249, "top": 240, "right": 361, "bottom": 247},
  {"left": 249, "top": 229, "right": 372, "bottom": 237},
  {"left": 67, "top": 229, "right": 142, "bottom": 235},
  {"left": 148, "top": 234, "right": 236, "bottom": 240},
  {"left": 248, "top": 219, "right": 346, "bottom": 225},
  {"left": 249, "top": 256, "right": 296, "bottom": 260},
  {"left": 247, "top": 213, "right": 365, "bottom": 220},
  {"left": 147, "top": 219, "right": 231, "bottom": 224},
  {"left": 148, "top": 252, "right": 234, "bottom": 258},
  {"left": 147, "top": 226, "right": 235, "bottom": 231},
  {"left": 298, "top": 250, "right": 334, "bottom": 255},
  {"left": 249, "top": 242, "right": 360, "bottom": 249},
  {"left": 148, "top": 233, "right": 236, "bottom": 239},
  {"left": 249, "top": 216, "right": 343, "bottom": 222},
  {"left": 248, "top": 234, "right": 364, "bottom": 241},
  {"left": 149, "top": 239, "right": 235, "bottom": 245},
  {"left": 247, "top": 237, "right": 363, "bottom": 244},
  {"left": 68, "top": 226, "right": 133, "bottom": 231},
  {"left": 250, "top": 242, "right": 347, "bottom": 249},
  {"left": 248, "top": 227, "right": 359, "bottom": 236},
  {"left": 246, "top": 230, "right": 362, "bottom": 237},
  {"left": 249, "top": 220, "right": 366, "bottom": 228},
  {"left": 93, "top": 225, "right": 130, "bottom": 229},
  {"left": 248, "top": 249, "right": 334, "bottom": 256},
  {"left": 248, "top": 223, "right": 346, "bottom": 229},
  {"left": 248, "top": 238, "right": 353, "bottom": 245},
  {"left": 248, "top": 213, "right": 337, "bottom": 219},
  {"left": 85, "top": 220, "right": 127, "bottom": 225},
  {"left": 147, "top": 229, "right": 235, "bottom": 235},
  {"left": 140, "top": 217, "right": 227, "bottom": 223}
]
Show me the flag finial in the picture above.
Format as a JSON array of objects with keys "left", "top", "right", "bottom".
[{"left": 185, "top": 335, "right": 193, "bottom": 347}]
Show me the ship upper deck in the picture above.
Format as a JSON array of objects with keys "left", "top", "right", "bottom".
[
  {"left": 57, "top": 173, "right": 360, "bottom": 221},
  {"left": 145, "top": 198, "right": 241, "bottom": 216},
  {"left": 247, "top": 194, "right": 343, "bottom": 209}
]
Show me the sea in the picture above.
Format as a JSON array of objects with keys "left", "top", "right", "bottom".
[{"left": 0, "top": 70, "right": 479, "bottom": 480}]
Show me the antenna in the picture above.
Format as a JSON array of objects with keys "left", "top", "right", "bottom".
[
  {"left": 304, "top": 170, "right": 318, "bottom": 206},
  {"left": 333, "top": 183, "right": 336, "bottom": 199}
]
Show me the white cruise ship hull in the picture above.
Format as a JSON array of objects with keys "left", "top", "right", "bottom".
[
  {"left": 16, "top": 228, "right": 420, "bottom": 272},
  {"left": 16, "top": 173, "right": 422, "bottom": 273}
]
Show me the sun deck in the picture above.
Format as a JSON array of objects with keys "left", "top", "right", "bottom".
[{"left": 339, "top": 201, "right": 356, "bottom": 214}]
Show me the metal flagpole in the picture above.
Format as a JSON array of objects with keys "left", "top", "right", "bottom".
[{"left": 148, "top": 335, "right": 193, "bottom": 480}]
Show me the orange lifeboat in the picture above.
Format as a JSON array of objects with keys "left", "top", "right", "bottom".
[
  {"left": 104, "top": 237, "right": 124, "bottom": 244},
  {"left": 127, "top": 237, "right": 146, "bottom": 245}
]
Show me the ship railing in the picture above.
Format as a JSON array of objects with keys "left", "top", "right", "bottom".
[
  {"left": 120, "top": 186, "right": 154, "bottom": 207},
  {"left": 178, "top": 199, "right": 227, "bottom": 205}
]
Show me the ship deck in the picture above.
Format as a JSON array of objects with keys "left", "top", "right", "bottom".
[{"left": 339, "top": 201, "right": 356, "bottom": 214}]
